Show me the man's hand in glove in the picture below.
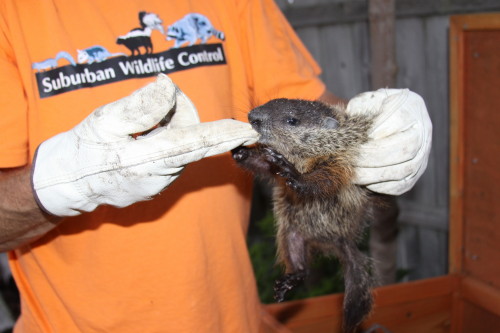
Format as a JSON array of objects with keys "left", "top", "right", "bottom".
[
  {"left": 346, "top": 88, "right": 432, "bottom": 195},
  {"left": 31, "top": 74, "right": 259, "bottom": 217}
]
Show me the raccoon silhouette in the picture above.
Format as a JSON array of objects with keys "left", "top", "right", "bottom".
[{"left": 166, "top": 13, "right": 225, "bottom": 48}]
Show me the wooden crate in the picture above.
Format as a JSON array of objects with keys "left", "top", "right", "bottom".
[{"left": 263, "top": 13, "right": 500, "bottom": 333}]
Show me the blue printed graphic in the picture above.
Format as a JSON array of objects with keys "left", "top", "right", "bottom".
[
  {"left": 32, "top": 51, "right": 76, "bottom": 72},
  {"left": 166, "top": 13, "right": 225, "bottom": 48},
  {"left": 77, "top": 46, "right": 126, "bottom": 64},
  {"left": 31, "top": 11, "right": 227, "bottom": 98}
]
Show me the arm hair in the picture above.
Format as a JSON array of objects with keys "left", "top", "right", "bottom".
[{"left": 0, "top": 167, "right": 60, "bottom": 252}]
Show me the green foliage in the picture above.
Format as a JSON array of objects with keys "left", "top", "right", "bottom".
[{"left": 247, "top": 211, "right": 346, "bottom": 304}]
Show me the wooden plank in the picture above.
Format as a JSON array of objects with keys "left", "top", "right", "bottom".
[
  {"left": 369, "top": 0, "right": 397, "bottom": 89},
  {"left": 361, "top": 295, "right": 452, "bottom": 333},
  {"left": 398, "top": 201, "right": 448, "bottom": 230},
  {"left": 462, "top": 300, "right": 500, "bottom": 333},
  {"left": 448, "top": 13, "right": 500, "bottom": 332},
  {"left": 396, "top": 0, "right": 500, "bottom": 18},
  {"left": 417, "top": 229, "right": 448, "bottom": 278},
  {"left": 265, "top": 275, "right": 458, "bottom": 332},
  {"left": 396, "top": 225, "right": 419, "bottom": 282},
  {"left": 449, "top": 12, "right": 500, "bottom": 283},
  {"left": 449, "top": 12, "right": 500, "bottom": 30},
  {"left": 422, "top": 16, "right": 451, "bottom": 209},
  {"left": 395, "top": 16, "right": 450, "bottom": 281},
  {"left": 462, "top": 28, "right": 500, "bottom": 288},
  {"left": 396, "top": 17, "right": 438, "bottom": 206},
  {"left": 394, "top": 15, "right": 450, "bottom": 220},
  {"left": 450, "top": 291, "right": 464, "bottom": 333},
  {"left": 279, "top": 1, "right": 500, "bottom": 28},
  {"left": 461, "top": 277, "right": 500, "bottom": 318},
  {"left": 261, "top": 307, "right": 294, "bottom": 333},
  {"left": 448, "top": 14, "right": 467, "bottom": 275},
  {"left": 373, "top": 275, "right": 459, "bottom": 306},
  {"left": 266, "top": 292, "right": 343, "bottom": 329},
  {"left": 318, "top": 22, "right": 371, "bottom": 99},
  {"left": 294, "top": 27, "right": 322, "bottom": 65},
  {"left": 281, "top": 2, "right": 369, "bottom": 27},
  {"left": 397, "top": 226, "right": 449, "bottom": 281}
]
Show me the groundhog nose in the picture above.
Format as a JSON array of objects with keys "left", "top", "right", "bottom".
[{"left": 248, "top": 111, "right": 263, "bottom": 129}]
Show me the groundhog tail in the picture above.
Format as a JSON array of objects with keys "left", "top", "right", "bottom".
[{"left": 340, "top": 248, "right": 374, "bottom": 333}]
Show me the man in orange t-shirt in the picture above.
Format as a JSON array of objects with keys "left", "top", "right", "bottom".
[
  {"left": 0, "top": 1, "right": 337, "bottom": 332},
  {"left": 0, "top": 0, "right": 433, "bottom": 332}
]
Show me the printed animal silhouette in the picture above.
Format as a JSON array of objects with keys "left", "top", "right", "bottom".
[
  {"left": 32, "top": 51, "right": 76, "bottom": 72},
  {"left": 166, "top": 13, "right": 225, "bottom": 48},
  {"left": 77, "top": 46, "right": 125, "bottom": 64},
  {"left": 117, "top": 29, "right": 153, "bottom": 56},
  {"left": 117, "top": 12, "right": 164, "bottom": 56}
]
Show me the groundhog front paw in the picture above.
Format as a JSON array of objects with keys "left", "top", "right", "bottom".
[
  {"left": 263, "top": 148, "right": 300, "bottom": 187},
  {"left": 231, "top": 146, "right": 250, "bottom": 161},
  {"left": 274, "top": 270, "right": 307, "bottom": 302}
]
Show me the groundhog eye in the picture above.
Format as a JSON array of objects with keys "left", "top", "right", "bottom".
[{"left": 286, "top": 117, "right": 299, "bottom": 126}]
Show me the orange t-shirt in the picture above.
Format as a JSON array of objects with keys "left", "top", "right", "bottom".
[{"left": 0, "top": 0, "right": 325, "bottom": 332}]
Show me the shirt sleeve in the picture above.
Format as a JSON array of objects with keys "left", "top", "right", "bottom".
[
  {"left": 238, "top": 0, "right": 326, "bottom": 105},
  {"left": 0, "top": 8, "right": 29, "bottom": 167}
]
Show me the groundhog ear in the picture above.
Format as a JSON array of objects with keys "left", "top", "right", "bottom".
[{"left": 323, "top": 117, "right": 339, "bottom": 129}]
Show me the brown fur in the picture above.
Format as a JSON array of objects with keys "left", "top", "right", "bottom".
[{"left": 233, "top": 98, "right": 377, "bottom": 333}]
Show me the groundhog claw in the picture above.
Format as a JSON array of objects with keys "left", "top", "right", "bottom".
[
  {"left": 263, "top": 148, "right": 301, "bottom": 188},
  {"left": 285, "top": 180, "right": 299, "bottom": 190}
]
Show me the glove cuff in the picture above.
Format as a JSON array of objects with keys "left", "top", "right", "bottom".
[{"left": 31, "top": 134, "right": 96, "bottom": 217}]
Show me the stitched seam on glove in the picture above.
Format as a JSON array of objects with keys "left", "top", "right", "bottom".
[{"left": 35, "top": 134, "right": 256, "bottom": 188}]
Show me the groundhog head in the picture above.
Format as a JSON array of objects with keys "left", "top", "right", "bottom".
[{"left": 250, "top": 98, "right": 370, "bottom": 162}]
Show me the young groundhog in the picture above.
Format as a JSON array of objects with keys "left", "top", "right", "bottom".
[{"left": 233, "top": 98, "right": 377, "bottom": 333}]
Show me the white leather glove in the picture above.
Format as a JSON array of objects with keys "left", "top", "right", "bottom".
[
  {"left": 345, "top": 88, "right": 432, "bottom": 195},
  {"left": 32, "top": 74, "right": 259, "bottom": 216}
]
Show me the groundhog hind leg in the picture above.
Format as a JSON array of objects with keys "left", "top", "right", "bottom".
[{"left": 274, "top": 227, "right": 309, "bottom": 302}]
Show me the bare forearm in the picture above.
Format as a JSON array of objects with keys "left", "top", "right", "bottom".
[{"left": 0, "top": 167, "right": 60, "bottom": 251}]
